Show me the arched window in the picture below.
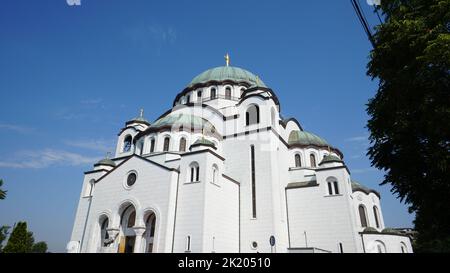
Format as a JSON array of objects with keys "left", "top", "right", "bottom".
[
  {"left": 359, "top": 205, "right": 368, "bottom": 228},
  {"left": 100, "top": 217, "right": 109, "bottom": 247},
  {"left": 123, "top": 135, "right": 132, "bottom": 152},
  {"left": 189, "top": 162, "right": 200, "bottom": 182},
  {"left": 400, "top": 243, "right": 407, "bottom": 253},
  {"left": 186, "top": 95, "right": 190, "bottom": 104},
  {"left": 375, "top": 241, "right": 386, "bottom": 253},
  {"left": 246, "top": 105, "right": 260, "bottom": 126},
  {"left": 127, "top": 211, "right": 136, "bottom": 228},
  {"left": 225, "top": 87, "right": 232, "bottom": 99},
  {"left": 295, "top": 154, "right": 302, "bottom": 167},
  {"left": 179, "top": 137, "right": 187, "bottom": 152},
  {"left": 145, "top": 213, "right": 156, "bottom": 253},
  {"left": 373, "top": 206, "right": 380, "bottom": 228},
  {"left": 210, "top": 88, "right": 217, "bottom": 99},
  {"left": 197, "top": 90, "right": 202, "bottom": 101},
  {"left": 150, "top": 138, "right": 156, "bottom": 153},
  {"left": 163, "top": 137, "right": 170, "bottom": 152},
  {"left": 310, "top": 153, "right": 317, "bottom": 167},
  {"left": 212, "top": 164, "right": 218, "bottom": 184}
]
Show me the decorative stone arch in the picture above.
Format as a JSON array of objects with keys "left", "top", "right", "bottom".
[
  {"left": 177, "top": 133, "right": 189, "bottom": 153},
  {"left": 326, "top": 176, "right": 340, "bottom": 195},
  {"left": 209, "top": 86, "right": 218, "bottom": 99},
  {"left": 224, "top": 84, "right": 233, "bottom": 99},
  {"left": 141, "top": 206, "right": 162, "bottom": 253},
  {"left": 112, "top": 198, "right": 141, "bottom": 227},
  {"left": 122, "top": 134, "right": 133, "bottom": 153},
  {"left": 188, "top": 161, "right": 200, "bottom": 182},
  {"left": 309, "top": 150, "right": 319, "bottom": 168},
  {"left": 293, "top": 151, "right": 303, "bottom": 167},
  {"left": 374, "top": 240, "right": 386, "bottom": 253},
  {"left": 161, "top": 133, "right": 172, "bottom": 152},
  {"left": 400, "top": 242, "right": 408, "bottom": 253},
  {"left": 358, "top": 204, "right": 369, "bottom": 228},
  {"left": 245, "top": 103, "right": 260, "bottom": 126}
]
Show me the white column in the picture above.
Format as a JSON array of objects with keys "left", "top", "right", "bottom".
[{"left": 133, "top": 226, "right": 146, "bottom": 253}]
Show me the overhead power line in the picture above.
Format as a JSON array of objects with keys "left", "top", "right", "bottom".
[{"left": 350, "top": 0, "right": 376, "bottom": 48}]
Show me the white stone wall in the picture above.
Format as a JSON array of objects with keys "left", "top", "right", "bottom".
[
  {"left": 362, "top": 233, "right": 413, "bottom": 253},
  {"left": 77, "top": 156, "right": 178, "bottom": 253},
  {"left": 69, "top": 82, "right": 413, "bottom": 254}
]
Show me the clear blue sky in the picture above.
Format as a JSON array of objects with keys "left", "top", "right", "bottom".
[{"left": 0, "top": 0, "right": 413, "bottom": 252}]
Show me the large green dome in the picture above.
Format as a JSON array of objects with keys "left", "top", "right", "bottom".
[
  {"left": 288, "top": 130, "right": 329, "bottom": 146},
  {"left": 188, "top": 66, "right": 267, "bottom": 88}
]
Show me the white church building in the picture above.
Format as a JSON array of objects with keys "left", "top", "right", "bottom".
[{"left": 67, "top": 57, "right": 413, "bottom": 253}]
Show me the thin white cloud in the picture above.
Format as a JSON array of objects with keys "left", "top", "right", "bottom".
[
  {"left": 352, "top": 167, "right": 377, "bottom": 174},
  {"left": 0, "top": 149, "right": 99, "bottom": 169},
  {"left": 345, "top": 135, "right": 369, "bottom": 142},
  {"left": 0, "top": 123, "right": 34, "bottom": 134},
  {"left": 64, "top": 139, "right": 115, "bottom": 153}
]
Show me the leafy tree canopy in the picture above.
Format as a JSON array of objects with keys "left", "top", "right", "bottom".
[
  {"left": 2, "top": 222, "right": 34, "bottom": 253},
  {"left": 367, "top": 0, "right": 450, "bottom": 252}
]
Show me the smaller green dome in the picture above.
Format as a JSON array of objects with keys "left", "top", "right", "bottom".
[
  {"left": 193, "top": 138, "right": 216, "bottom": 146},
  {"left": 288, "top": 130, "right": 329, "bottom": 146},
  {"left": 351, "top": 180, "right": 380, "bottom": 198},
  {"left": 319, "top": 154, "right": 343, "bottom": 165},
  {"left": 126, "top": 109, "right": 150, "bottom": 126},
  {"left": 94, "top": 158, "right": 116, "bottom": 167},
  {"left": 188, "top": 66, "right": 267, "bottom": 88},
  {"left": 363, "top": 227, "right": 379, "bottom": 233},
  {"left": 382, "top": 228, "right": 400, "bottom": 234}
]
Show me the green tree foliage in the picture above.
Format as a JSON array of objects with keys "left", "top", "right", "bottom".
[
  {"left": 32, "top": 241, "right": 48, "bottom": 253},
  {"left": 2, "top": 222, "right": 34, "bottom": 253},
  {"left": 0, "top": 179, "right": 6, "bottom": 200},
  {"left": 367, "top": 0, "right": 450, "bottom": 252},
  {"left": 0, "top": 226, "right": 10, "bottom": 252}
]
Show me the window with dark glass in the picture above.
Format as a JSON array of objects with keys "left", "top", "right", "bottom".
[
  {"left": 373, "top": 206, "right": 380, "bottom": 228},
  {"left": 310, "top": 154, "right": 316, "bottom": 167},
  {"left": 359, "top": 205, "right": 368, "bottom": 227},
  {"left": 225, "top": 87, "right": 232, "bottom": 99},
  {"left": 333, "top": 181, "right": 339, "bottom": 195},
  {"left": 123, "top": 135, "right": 132, "bottom": 152},
  {"left": 197, "top": 90, "right": 202, "bottom": 100},
  {"left": 100, "top": 218, "right": 109, "bottom": 246},
  {"left": 127, "top": 211, "right": 136, "bottom": 228},
  {"left": 327, "top": 182, "right": 333, "bottom": 195},
  {"left": 246, "top": 105, "right": 260, "bottom": 126},
  {"left": 150, "top": 139, "right": 155, "bottom": 153},
  {"left": 179, "top": 137, "right": 186, "bottom": 152},
  {"left": 163, "top": 137, "right": 170, "bottom": 151},
  {"left": 127, "top": 173, "right": 137, "bottom": 187},
  {"left": 295, "top": 154, "right": 301, "bottom": 167},
  {"left": 211, "top": 88, "right": 217, "bottom": 99}
]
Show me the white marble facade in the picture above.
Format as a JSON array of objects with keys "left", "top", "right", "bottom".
[{"left": 67, "top": 64, "right": 413, "bottom": 253}]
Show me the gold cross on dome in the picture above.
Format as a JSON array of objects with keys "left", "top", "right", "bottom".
[{"left": 224, "top": 53, "right": 230, "bottom": 66}]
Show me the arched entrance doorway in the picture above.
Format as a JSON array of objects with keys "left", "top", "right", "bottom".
[{"left": 118, "top": 203, "right": 136, "bottom": 253}]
